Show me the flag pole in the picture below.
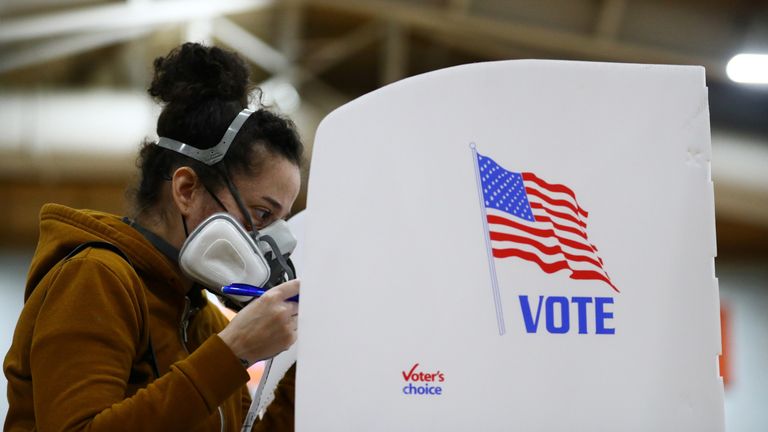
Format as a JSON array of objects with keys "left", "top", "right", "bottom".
[{"left": 470, "top": 143, "right": 506, "bottom": 336}]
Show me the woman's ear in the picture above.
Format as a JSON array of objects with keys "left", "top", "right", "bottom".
[{"left": 171, "top": 167, "right": 200, "bottom": 216}]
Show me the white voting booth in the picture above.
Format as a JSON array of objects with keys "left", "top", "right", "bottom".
[{"left": 294, "top": 60, "right": 724, "bottom": 431}]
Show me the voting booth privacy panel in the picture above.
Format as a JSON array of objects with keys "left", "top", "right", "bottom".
[{"left": 297, "top": 60, "right": 724, "bottom": 431}]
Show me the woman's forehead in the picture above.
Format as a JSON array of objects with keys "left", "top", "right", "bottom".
[{"left": 234, "top": 158, "right": 300, "bottom": 210}]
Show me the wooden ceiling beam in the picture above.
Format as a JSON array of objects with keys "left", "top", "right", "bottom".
[{"left": 304, "top": 0, "right": 729, "bottom": 81}]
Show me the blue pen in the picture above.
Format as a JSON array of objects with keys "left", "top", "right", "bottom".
[{"left": 222, "top": 283, "right": 299, "bottom": 302}]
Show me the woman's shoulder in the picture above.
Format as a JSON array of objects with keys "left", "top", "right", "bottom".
[
  {"left": 60, "top": 244, "right": 142, "bottom": 289},
  {"left": 19, "top": 243, "right": 150, "bottom": 349},
  {"left": 29, "top": 244, "right": 146, "bottom": 312}
]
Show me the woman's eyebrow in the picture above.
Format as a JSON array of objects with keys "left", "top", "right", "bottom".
[{"left": 261, "top": 196, "right": 283, "bottom": 212}]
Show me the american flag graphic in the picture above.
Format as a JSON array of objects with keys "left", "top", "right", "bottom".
[{"left": 476, "top": 152, "right": 618, "bottom": 293}]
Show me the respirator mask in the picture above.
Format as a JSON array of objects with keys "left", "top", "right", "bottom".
[
  {"left": 179, "top": 213, "right": 296, "bottom": 304},
  {"left": 156, "top": 109, "right": 297, "bottom": 308}
]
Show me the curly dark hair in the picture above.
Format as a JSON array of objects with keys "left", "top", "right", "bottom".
[{"left": 131, "top": 42, "right": 303, "bottom": 215}]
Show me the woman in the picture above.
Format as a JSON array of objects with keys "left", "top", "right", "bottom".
[{"left": 4, "top": 43, "right": 301, "bottom": 431}]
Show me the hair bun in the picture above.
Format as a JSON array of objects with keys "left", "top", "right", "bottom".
[{"left": 148, "top": 42, "right": 250, "bottom": 105}]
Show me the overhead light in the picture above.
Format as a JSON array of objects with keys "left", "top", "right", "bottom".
[{"left": 726, "top": 53, "right": 768, "bottom": 84}]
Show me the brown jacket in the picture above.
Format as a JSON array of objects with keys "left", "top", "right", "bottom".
[{"left": 4, "top": 204, "right": 295, "bottom": 431}]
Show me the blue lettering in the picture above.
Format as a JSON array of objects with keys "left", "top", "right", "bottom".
[
  {"left": 571, "top": 297, "right": 593, "bottom": 334},
  {"left": 545, "top": 296, "right": 569, "bottom": 334},
  {"left": 595, "top": 297, "right": 615, "bottom": 334},
  {"left": 519, "top": 295, "right": 544, "bottom": 333},
  {"left": 518, "top": 295, "right": 616, "bottom": 335},
  {"left": 402, "top": 383, "right": 443, "bottom": 396}
]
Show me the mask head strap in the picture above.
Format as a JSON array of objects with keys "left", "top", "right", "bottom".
[
  {"left": 201, "top": 173, "right": 258, "bottom": 240},
  {"left": 156, "top": 108, "right": 254, "bottom": 166},
  {"left": 221, "top": 171, "right": 258, "bottom": 236},
  {"left": 155, "top": 107, "right": 258, "bottom": 233}
]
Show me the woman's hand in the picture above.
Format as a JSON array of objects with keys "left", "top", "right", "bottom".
[{"left": 218, "top": 279, "right": 299, "bottom": 366}]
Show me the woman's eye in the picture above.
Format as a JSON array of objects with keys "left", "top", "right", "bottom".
[{"left": 252, "top": 208, "right": 273, "bottom": 224}]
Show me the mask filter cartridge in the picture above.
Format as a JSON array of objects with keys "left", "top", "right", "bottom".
[{"left": 178, "top": 213, "right": 295, "bottom": 303}]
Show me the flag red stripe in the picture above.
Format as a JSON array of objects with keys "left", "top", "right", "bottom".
[
  {"left": 521, "top": 173, "right": 589, "bottom": 218},
  {"left": 525, "top": 187, "right": 587, "bottom": 223},
  {"left": 493, "top": 247, "right": 570, "bottom": 273},
  {"left": 530, "top": 202, "right": 587, "bottom": 229},
  {"left": 487, "top": 214, "right": 550, "bottom": 239},
  {"left": 533, "top": 214, "right": 587, "bottom": 240},
  {"left": 522, "top": 172, "right": 589, "bottom": 218},
  {"left": 489, "top": 231, "right": 604, "bottom": 269},
  {"left": 553, "top": 232, "right": 598, "bottom": 255},
  {"left": 533, "top": 214, "right": 602, "bottom": 259},
  {"left": 492, "top": 247, "right": 619, "bottom": 292},
  {"left": 487, "top": 214, "right": 595, "bottom": 254},
  {"left": 571, "top": 270, "right": 619, "bottom": 293}
]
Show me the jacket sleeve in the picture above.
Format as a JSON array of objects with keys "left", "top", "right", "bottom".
[
  {"left": 30, "top": 254, "right": 249, "bottom": 432},
  {"left": 249, "top": 364, "right": 296, "bottom": 432}
]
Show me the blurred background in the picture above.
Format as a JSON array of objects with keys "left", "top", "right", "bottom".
[{"left": 0, "top": 0, "right": 766, "bottom": 429}]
